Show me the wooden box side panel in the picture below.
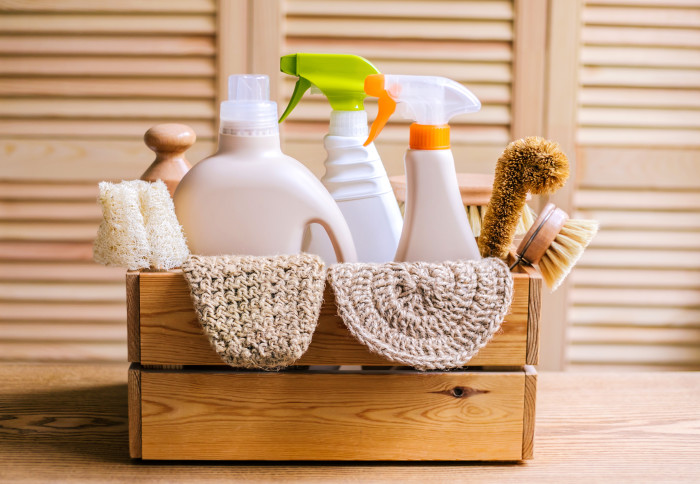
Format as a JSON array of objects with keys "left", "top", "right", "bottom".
[
  {"left": 128, "top": 363, "right": 141, "bottom": 459},
  {"left": 140, "top": 369, "right": 526, "bottom": 461},
  {"left": 138, "top": 271, "right": 532, "bottom": 367}
]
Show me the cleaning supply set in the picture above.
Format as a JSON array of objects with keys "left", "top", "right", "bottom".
[
  {"left": 94, "top": 57, "right": 596, "bottom": 376},
  {"left": 279, "top": 53, "right": 403, "bottom": 264},
  {"left": 93, "top": 54, "right": 601, "bottom": 462}
]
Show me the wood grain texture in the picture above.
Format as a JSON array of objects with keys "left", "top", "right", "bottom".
[
  {"left": 522, "top": 365, "right": 537, "bottom": 460},
  {"left": 2, "top": 364, "right": 700, "bottom": 481},
  {"left": 126, "top": 272, "right": 140, "bottom": 363},
  {"left": 139, "top": 368, "right": 526, "bottom": 461},
  {"left": 524, "top": 265, "right": 541, "bottom": 366},
  {"left": 128, "top": 364, "right": 141, "bottom": 459},
  {"left": 137, "top": 270, "right": 533, "bottom": 366}
]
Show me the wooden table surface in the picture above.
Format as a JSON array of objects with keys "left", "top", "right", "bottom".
[{"left": 1, "top": 363, "right": 699, "bottom": 483}]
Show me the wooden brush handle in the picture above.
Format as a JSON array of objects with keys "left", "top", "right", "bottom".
[
  {"left": 141, "top": 123, "right": 195, "bottom": 196},
  {"left": 515, "top": 203, "right": 568, "bottom": 266}
]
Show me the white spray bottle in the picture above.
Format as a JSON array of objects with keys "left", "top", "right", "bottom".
[
  {"left": 363, "top": 74, "right": 482, "bottom": 262},
  {"left": 279, "top": 54, "right": 403, "bottom": 263}
]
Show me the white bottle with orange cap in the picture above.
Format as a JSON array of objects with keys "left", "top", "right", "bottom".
[{"left": 363, "top": 74, "right": 482, "bottom": 262}]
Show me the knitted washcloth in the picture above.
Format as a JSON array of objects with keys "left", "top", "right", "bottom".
[
  {"left": 182, "top": 254, "right": 326, "bottom": 369},
  {"left": 328, "top": 258, "right": 513, "bottom": 370}
]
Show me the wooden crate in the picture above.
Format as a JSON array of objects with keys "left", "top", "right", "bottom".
[{"left": 127, "top": 265, "right": 540, "bottom": 461}]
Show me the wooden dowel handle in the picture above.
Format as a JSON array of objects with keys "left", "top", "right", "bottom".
[{"left": 141, "top": 123, "right": 195, "bottom": 196}]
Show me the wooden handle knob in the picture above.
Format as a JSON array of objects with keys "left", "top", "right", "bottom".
[{"left": 141, "top": 123, "right": 195, "bottom": 196}]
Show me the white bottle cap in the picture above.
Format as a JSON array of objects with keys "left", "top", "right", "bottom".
[
  {"left": 220, "top": 75, "right": 279, "bottom": 136},
  {"left": 328, "top": 110, "right": 369, "bottom": 138}
]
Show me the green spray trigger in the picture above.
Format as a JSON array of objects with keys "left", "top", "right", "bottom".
[{"left": 279, "top": 53, "right": 380, "bottom": 123}]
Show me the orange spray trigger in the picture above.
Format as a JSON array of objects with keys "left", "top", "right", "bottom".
[{"left": 363, "top": 74, "right": 395, "bottom": 146}]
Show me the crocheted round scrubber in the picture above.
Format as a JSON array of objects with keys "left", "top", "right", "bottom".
[
  {"left": 328, "top": 258, "right": 513, "bottom": 370},
  {"left": 182, "top": 254, "right": 326, "bottom": 369}
]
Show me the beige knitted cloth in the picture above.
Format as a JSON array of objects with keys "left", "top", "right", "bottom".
[
  {"left": 328, "top": 258, "right": 513, "bottom": 370},
  {"left": 182, "top": 254, "right": 326, "bottom": 369}
]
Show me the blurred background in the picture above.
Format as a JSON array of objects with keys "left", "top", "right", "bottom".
[{"left": 1, "top": 0, "right": 699, "bottom": 370}]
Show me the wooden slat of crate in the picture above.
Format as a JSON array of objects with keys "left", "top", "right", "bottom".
[
  {"left": 136, "top": 365, "right": 533, "bottom": 461},
  {"left": 132, "top": 269, "right": 538, "bottom": 367}
]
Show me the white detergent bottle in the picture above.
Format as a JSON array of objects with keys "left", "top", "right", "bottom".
[
  {"left": 363, "top": 74, "right": 482, "bottom": 262},
  {"left": 174, "top": 74, "right": 357, "bottom": 262},
  {"left": 278, "top": 53, "right": 403, "bottom": 263}
]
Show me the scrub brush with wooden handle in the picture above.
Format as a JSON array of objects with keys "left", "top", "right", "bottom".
[
  {"left": 389, "top": 173, "right": 537, "bottom": 237},
  {"left": 512, "top": 203, "right": 598, "bottom": 290},
  {"left": 479, "top": 137, "right": 570, "bottom": 260}
]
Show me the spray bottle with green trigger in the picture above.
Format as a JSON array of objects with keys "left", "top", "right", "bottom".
[
  {"left": 364, "top": 74, "right": 482, "bottom": 262},
  {"left": 279, "top": 53, "right": 403, "bottom": 263}
]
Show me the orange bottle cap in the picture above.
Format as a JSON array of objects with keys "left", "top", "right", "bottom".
[{"left": 409, "top": 123, "right": 450, "bottom": 150}]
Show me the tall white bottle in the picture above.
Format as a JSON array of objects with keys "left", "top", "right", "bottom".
[
  {"left": 174, "top": 75, "right": 357, "bottom": 262},
  {"left": 363, "top": 74, "right": 482, "bottom": 263},
  {"left": 279, "top": 53, "right": 403, "bottom": 263},
  {"left": 305, "top": 111, "right": 402, "bottom": 263}
]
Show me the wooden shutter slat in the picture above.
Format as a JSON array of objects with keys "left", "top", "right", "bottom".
[
  {"left": 285, "top": 38, "right": 513, "bottom": 62},
  {"left": 0, "top": 262, "right": 123, "bottom": 282},
  {"left": 583, "top": 6, "right": 700, "bottom": 28},
  {"left": 0, "top": 222, "right": 98, "bottom": 242},
  {"left": 0, "top": 14, "right": 215, "bottom": 34},
  {"left": 286, "top": 18, "right": 513, "bottom": 41},
  {"left": 579, "top": 248, "right": 700, "bottom": 270},
  {"left": 573, "top": 268, "right": 700, "bottom": 289},
  {"left": 581, "top": 46, "right": 700, "bottom": 69},
  {"left": 576, "top": 209, "right": 700, "bottom": 230},
  {"left": 0, "top": 121, "right": 216, "bottom": 139},
  {"left": 572, "top": 287, "right": 700, "bottom": 307},
  {"left": 589, "top": 230, "right": 700, "bottom": 250},
  {"left": 578, "top": 127, "right": 700, "bottom": 146},
  {"left": 0, "top": 35, "right": 215, "bottom": 56},
  {"left": 0, "top": 342, "right": 126, "bottom": 362},
  {"left": 579, "top": 107, "right": 700, "bottom": 129},
  {"left": 576, "top": 189, "right": 700, "bottom": 210},
  {"left": 0, "top": 56, "right": 216, "bottom": 77},
  {"left": 0, "top": 282, "right": 124, "bottom": 303},
  {"left": 0, "top": 201, "right": 100, "bottom": 221},
  {"left": 0, "top": 78, "right": 215, "bottom": 98},
  {"left": 570, "top": 326, "right": 700, "bottom": 345},
  {"left": 0, "top": 98, "right": 215, "bottom": 119},
  {"left": 568, "top": 344, "right": 700, "bottom": 366},
  {"left": 0, "top": 301, "right": 124, "bottom": 322},
  {"left": 580, "top": 66, "right": 700, "bottom": 89},
  {"left": 0, "top": 322, "right": 125, "bottom": 341},
  {"left": 582, "top": 25, "right": 700, "bottom": 47},
  {"left": 0, "top": 241, "right": 94, "bottom": 261},
  {"left": 0, "top": 0, "right": 215, "bottom": 13},
  {"left": 571, "top": 306, "right": 700, "bottom": 326},
  {"left": 579, "top": 87, "right": 700, "bottom": 109},
  {"left": 286, "top": 0, "right": 513, "bottom": 19}
]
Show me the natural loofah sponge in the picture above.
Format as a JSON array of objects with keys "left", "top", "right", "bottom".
[{"left": 93, "top": 180, "right": 189, "bottom": 270}]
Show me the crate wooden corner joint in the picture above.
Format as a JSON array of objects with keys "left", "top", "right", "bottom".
[{"left": 127, "top": 266, "right": 541, "bottom": 461}]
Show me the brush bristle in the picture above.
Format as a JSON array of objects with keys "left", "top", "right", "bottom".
[
  {"left": 467, "top": 205, "right": 483, "bottom": 236},
  {"left": 539, "top": 219, "right": 599, "bottom": 290}
]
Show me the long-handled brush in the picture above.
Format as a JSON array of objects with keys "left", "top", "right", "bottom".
[
  {"left": 478, "top": 136, "right": 598, "bottom": 290},
  {"left": 511, "top": 203, "right": 598, "bottom": 290},
  {"left": 478, "top": 137, "right": 570, "bottom": 259}
]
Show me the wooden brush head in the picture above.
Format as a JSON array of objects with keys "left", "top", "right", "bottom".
[{"left": 514, "top": 203, "right": 568, "bottom": 267}]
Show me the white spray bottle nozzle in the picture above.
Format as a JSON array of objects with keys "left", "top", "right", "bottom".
[{"left": 364, "top": 74, "right": 481, "bottom": 147}]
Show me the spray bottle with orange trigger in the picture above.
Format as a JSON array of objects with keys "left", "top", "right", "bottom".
[{"left": 364, "top": 74, "right": 482, "bottom": 262}]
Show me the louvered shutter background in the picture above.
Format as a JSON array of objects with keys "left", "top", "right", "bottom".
[
  {"left": 0, "top": 0, "right": 218, "bottom": 361},
  {"left": 279, "top": 0, "right": 514, "bottom": 177},
  {"left": 570, "top": 0, "right": 700, "bottom": 370}
]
